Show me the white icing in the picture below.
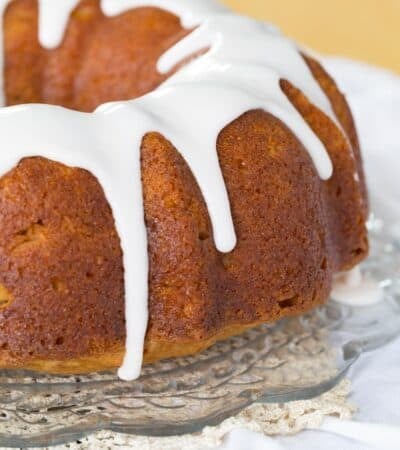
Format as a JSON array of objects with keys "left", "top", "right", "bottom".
[
  {"left": 157, "top": 13, "right": 334, "bottom": 179},
  {"left": 0, "top": 0, "right": 343, "bottom": 380},
  {"left": 39, "top": 0, "right": 81, "bottom": 48},
  {"left": 101, "top": 0, "right": 228, "bottom": 28},
  {"left": 0, "top": 104, "right": 152, "bottom": 381},
  {"left": 332, "top": 267, "right": 383, "bottom": 306}
]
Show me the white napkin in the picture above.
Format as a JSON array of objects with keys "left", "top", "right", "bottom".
[{"left": 216, "top": 58, "right": 400, "bottom": 450}]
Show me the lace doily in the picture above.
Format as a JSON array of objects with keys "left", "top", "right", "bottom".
[{"left": 16, "top": 380, "right": 353, "bottom": 450}]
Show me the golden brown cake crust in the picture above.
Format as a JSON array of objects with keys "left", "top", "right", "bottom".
[{"left": 0, "top": 0, "right": 368, "bottom": 373}]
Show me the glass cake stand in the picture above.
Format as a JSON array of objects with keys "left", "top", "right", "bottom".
[{"left": 0, "top": 218, "right": 399, "bottom": 447}]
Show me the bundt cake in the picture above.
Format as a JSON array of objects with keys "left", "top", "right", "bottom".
[{"left": 0, "top": 0, "right": 368, "bottom": 380}]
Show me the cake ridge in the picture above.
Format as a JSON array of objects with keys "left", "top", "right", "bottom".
[{"left": 0, "top": 0, "right": 348, "bottom": 380}]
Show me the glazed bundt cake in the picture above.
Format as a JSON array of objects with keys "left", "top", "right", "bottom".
[{"left": 0, "top": 0, "right": 368, "bottom": 380}]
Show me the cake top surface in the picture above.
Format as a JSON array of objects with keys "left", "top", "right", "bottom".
[{"left": 0, "top": 0, "right": 342, "bottom": 380}]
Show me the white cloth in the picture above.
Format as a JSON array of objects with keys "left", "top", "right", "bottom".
[{"left": 217, "top": 58, "right": 400, "bottom": 450}]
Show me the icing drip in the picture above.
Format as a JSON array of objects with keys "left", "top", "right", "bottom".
[
  {"left": 0, "top": 0, "right": 342, "bottom": 380},
  {"left": 158, "top": 13, "right": 334, "bottom": 179},
  {"left": 39, "top": 0, "right": 81, "bottom": 48},
  {"left": 101, "top": 0, "right": 228, "bottom": 28},
  {"left": 0, "top": 104, "right": 152, "bottom": 381},
  {"left": 332, "top": 267, "right": 383, "bottom": 306}
]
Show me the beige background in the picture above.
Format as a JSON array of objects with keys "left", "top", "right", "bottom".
[{"left": 222, "top": 0, "right": 400, "bottom": 73}]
